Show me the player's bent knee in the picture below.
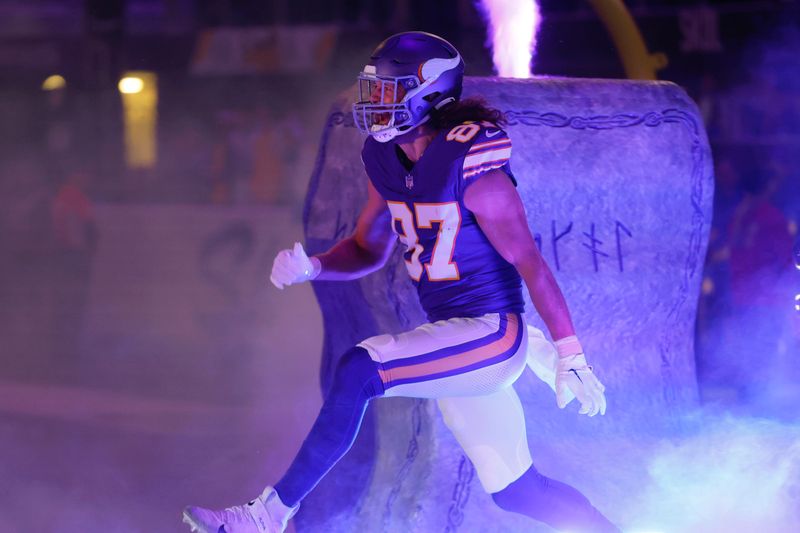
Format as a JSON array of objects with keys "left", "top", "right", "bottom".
[
  {"left": 466, "top": 445, "right": 529, "bottom": 493},
  {"left": 437, "top": 390, "right": 532, "bottom": 493},
  {"left": 328, "top": 346, "right": 385, "bottom": 400},
  {"left": 490, "top": 465, "right": 547, "bottom": 512}
]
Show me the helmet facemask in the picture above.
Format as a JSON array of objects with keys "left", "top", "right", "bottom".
[{"left": 353, "top": 68, "right": 422, "bottom": 143}]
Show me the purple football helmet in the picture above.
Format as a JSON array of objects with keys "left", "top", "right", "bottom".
[{"left": 353, "top": 31, "right": 464, "bottom": 143}]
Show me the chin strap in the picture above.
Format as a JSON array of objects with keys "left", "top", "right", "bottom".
[{"left": 372, "top": 114, "right": 432, "bottom": 143}]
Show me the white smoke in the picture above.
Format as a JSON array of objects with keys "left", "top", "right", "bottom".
[
  {"left": 624, "top": 413, "right": 800, "bottom": 532},
  {"left": 475, "top": 0, "right": 541, "bottom": 78}
]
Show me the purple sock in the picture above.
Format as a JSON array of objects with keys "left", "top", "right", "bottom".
[{"left": 491, "top": 464, "right": 620, "bottom": 533}]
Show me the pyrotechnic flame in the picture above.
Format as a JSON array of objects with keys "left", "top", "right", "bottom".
[{"left": 475, "top": 0, "right": 541, "bottom": 78}]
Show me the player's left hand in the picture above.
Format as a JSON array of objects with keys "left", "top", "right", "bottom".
[{"left": 555, "top": 352, "right": 607, "bottom": 416}]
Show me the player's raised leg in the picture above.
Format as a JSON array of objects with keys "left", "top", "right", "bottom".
[
  {"left": 182, "top": 345, "right": 384, "bottom": 532},
  {"left": 182, "top": 313, "right": 527, "bottom": 532}
]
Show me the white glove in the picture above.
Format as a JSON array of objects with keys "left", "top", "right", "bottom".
[
  {"left": 525, "top": 328, "right": 607, "bottom": 416},
  {"left": 555, "top": 351, "right": 607, "bottom": 416},
  {"left": 270, "top": 242, "right": 320, "bottom": 289}
]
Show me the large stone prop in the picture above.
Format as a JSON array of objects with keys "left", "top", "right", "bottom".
[{"left": 299, "top": 77, "right": 713, "bottom": 531}]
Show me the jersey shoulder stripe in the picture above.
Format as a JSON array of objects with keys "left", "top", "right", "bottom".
[
  {"left": 463, "top": 148, "right": 512, "bottom": 175},
  {"left": 467, "top": 137, "right": 511, "bottom": 154},
  {"left": 462, "top": 125, "right": 512, "bottom": 179}
]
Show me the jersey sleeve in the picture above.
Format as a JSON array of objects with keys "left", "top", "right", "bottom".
[{"left": 461, "top": 126, "right": 517, "bottom": 188}]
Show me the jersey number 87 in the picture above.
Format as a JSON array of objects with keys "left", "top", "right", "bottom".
[{"left": 387, "top": 201, "right": 461, "bottom": 282}]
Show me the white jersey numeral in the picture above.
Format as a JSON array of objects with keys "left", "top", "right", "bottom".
[
  {"left": 416, "top": 203, "right": 461, "bottom": 280},
  {"left": 388, "top": 201, "right": 424, "bottom": 280},
  {"left": 387, "top": 201, "right": 462, "bottom": 282}
]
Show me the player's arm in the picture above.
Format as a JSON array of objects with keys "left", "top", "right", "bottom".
[
  {"left": 464, "top": 169, "right": 606, "bottom": 416},
  {"left": 270, "top": 179, "right": 396, "bottom": 288},
  {"left": 463, "top": 169, "right": 575, "bottom": 339},
  {"left": 314, "top": 180, "right": 396, "bottom": 281}
]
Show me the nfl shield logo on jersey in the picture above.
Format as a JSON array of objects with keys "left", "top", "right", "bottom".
[{"left": 405, "top": 174, "right": 414, "bottom": 189}]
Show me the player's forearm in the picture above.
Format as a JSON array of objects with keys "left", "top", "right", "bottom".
[
  {"left": 516, "top": 254, "right": 576, "bottom": 341},
  {"left": 314, "top": 236, "right": 387, "bottom": 281}
]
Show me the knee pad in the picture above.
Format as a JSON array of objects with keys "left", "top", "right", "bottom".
[{"left": 437, "top": 387, "right": 532, "bottom": 493}]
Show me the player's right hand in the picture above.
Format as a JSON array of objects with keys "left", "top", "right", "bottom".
[{"left": 270, "top": 242, "right": 320, "bottom": 289}]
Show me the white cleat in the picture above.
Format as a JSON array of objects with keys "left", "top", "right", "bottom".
[{"left": 182, "top": 486, "right": 298, "bottom": 533}]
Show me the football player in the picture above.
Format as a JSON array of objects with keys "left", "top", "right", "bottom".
[{"left": 184, "top": 31, "right": 618, "bottom": 533}]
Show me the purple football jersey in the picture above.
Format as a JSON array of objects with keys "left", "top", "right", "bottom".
[{"left": 361, "top": 122, "right": 525, "bottom": 322}]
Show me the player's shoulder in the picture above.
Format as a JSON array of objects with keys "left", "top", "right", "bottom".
[
  {"left": 451, "top": 122, "right": 513, "bottom": 179},
  {"left": 442, "top": 120, "right": 510, "bottom": 149},
  {"left": 361, "top": 134, "right": 391, "bottom": 165},
  {"left": 361, "top": 135, "right": 377, "bottom": 157}
]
